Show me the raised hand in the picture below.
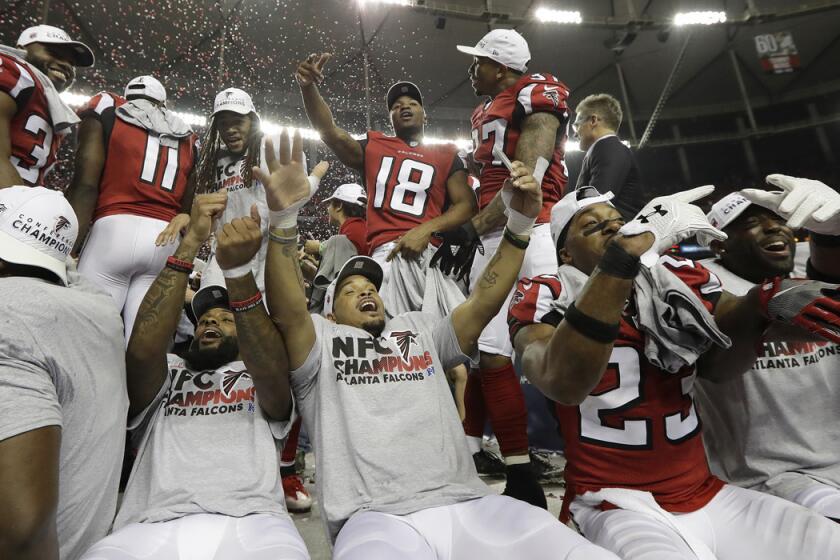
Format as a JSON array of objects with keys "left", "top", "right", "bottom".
[
  {"left": 295, "top": 53, "right": 332, "bottom": 87},
  {"left": 155, "top": 212, "right": 190, "bottom": 246},
  {"left": 253, "top": 130, "right": 329, "bottom": 215},
  {"left": 741, "top": 174, "right": 840, "bottom": 234},
  {"left": 619, "top": 185, "right": 727, "bottom": 267},
  {"left": 184, "top": 191, "right": 228, "bottom": 245},
  {"left": 501, "top": 160, "right": 542, "bottom": 220},
  {"left": 216, "top": 204, "right": 263, "bottom": 272}
]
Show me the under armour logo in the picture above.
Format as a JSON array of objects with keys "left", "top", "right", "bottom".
[{"left": 638, "top": 205, "right": 668, "bottom": 224}]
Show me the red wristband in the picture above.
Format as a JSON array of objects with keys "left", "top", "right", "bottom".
[
  {"left": 230, "top": 292, "right": 263, "bottom": 313},
  {"left": 166, "top": 256, "right": 194, "bottom": 273}
]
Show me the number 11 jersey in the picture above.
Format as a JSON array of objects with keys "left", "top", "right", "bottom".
[{"left": 360, "top": 131, "right": 464, "bottom": 251}]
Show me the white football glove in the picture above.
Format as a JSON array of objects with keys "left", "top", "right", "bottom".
[
  {"left": 619, "top": 185, "right": 727, "bottom": 267},
  {"left": 740, "top": 174, "right": 840, "bottom": 234}
]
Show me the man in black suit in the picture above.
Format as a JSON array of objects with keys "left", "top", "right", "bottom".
[{"left": 574, "top": 94, "right": 644, "bottom": 218}]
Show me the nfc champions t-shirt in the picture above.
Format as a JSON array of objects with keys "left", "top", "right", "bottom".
[
  {"left": 291, "top": 312, "right": 489, "bottom": 541},
  {"left": 696, "top": 244, "right": 840, "bottom": 501},
  {"left": 114, "top": 356, "right": 294, "bottom": 529}
]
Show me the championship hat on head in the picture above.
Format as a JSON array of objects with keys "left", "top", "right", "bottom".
[
  {"left": 323, "top": 183, "right": 367, "bottom": 207},
  {"left": 0, "top": 186, "right": 78, "bottom": 285},
  {"left": 18, "top": 25, "right": 95, "bottom": 67},
  {"left": 125, "top": 75, "right": 166, "bottom": 104},
  {"left": 550, "top": 186, "right": 615, "bottom": 249},
  {"left": 213, "top": 87, "right": 258, "bottom": 117},
  {"left": 386, "top": 81, "right": 423, "bottom": 109},
  {"left": 322, "top": 256, "right": 384, "bottom": 316},
  {"left": 191, "top": 284, "right": 230, "bottom": 323},
  {"left": 707, "top": 192, "right": 752, "bottom": 230},
  {"left": 456, "top": 29, "right": 530, "bottom": 72}
]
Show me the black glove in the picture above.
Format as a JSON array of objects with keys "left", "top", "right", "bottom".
[{"left": 430, "top": 222, "right": 483, "bottom": 281}]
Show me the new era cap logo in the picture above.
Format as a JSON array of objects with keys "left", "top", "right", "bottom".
[
  {"left": 353, "top": 261, "right": 365, "bottom": 269},
  {"left": 0, "top": 203, "right": 7, "bottom": 214}
]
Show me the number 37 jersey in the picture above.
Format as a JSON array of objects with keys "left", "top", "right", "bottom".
[
  {"left": 79, "top": 93, "right": 198, "bottom": 223},
  {"left": 508, "top": 257, "right": 726, "bottom": 514},
  {"left": 360, "top": 130, "right": 465, "bottom": 250}
]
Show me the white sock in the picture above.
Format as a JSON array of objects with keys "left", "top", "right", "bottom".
[{"left": 466, "top": 435, "right": 482, "bottom": 455}]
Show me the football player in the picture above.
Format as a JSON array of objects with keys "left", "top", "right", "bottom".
[
  {"left": 68, "top": 76, "right": 197, "bottom": 340},
  {"left": 696, "top": 176, "right": 840, "bottom": 522},
  {"left": 243, "top": 129, "right": 618, "bottom": 560},
  {"left": 1, "top": 25, "right": 94, "bottom": 187},
  {"left": 80, "top": 193, "right": 308, "bottom": 559},
  {"left": 510, "top": 186, "right": 840, "bottom": 559},
  {"left": 447, "top": 28, "right": 571, "bottom": 506}
]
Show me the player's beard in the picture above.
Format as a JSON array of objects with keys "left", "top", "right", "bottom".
[
  {"left": 360, "top": 318, "right": 386, "bottom": 338},
  {"left": 183, "top": 336, "right": 240, "bottom": 371}
]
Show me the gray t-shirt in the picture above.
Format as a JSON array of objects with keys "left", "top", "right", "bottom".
[
  {"left": 114, "top": 356, "right": 294, "bottom": 529},
  {"left": 0, "top": 275, "right": 127, "bottom": 560},
  {"left": 696, "top": 245, "right": 840, "bottom": 500},
  {"left": 291, "top": 313, "right": 489, "bottom": 541}
]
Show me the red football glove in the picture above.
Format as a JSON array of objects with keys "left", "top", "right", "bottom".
[{"left": 758, "top": 277, "right": 840, "bottom": 343}]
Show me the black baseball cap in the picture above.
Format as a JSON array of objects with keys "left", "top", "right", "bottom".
[
  {"left": 386, "top": 81, "right": 423, "bottom": 109},
  {"left": 324, "top": 256, "right": 384, "bottom": 316},
  {"left": 191, "top": 285, "right": 230, "bottom": 323}
]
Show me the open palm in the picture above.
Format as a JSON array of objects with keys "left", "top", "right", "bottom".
[{"left": 254, "top": 130, "right": 329, "bottom": 213}]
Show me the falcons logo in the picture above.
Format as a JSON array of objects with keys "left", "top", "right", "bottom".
[
  {"left": 221, "top": 369, "right": 251, "bottom": 397},
  {"left": 542, "top": 86, "right": 561, "bottom": 108},
  {"left": 389, "top": 330, "right": 418, "bottom": 361},
  {"left": 511, "top": 289, "right": 525, "bottom": 307},
  {"left": 0, "top": 203, "right": 7, "bottom": 214},
  {"left": 53, "top": 216, "right": 71, "bottom": 234}
]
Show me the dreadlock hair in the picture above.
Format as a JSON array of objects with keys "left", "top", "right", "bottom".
[{"left": 194, "top": 113, "right": 263, "bottom": 194}]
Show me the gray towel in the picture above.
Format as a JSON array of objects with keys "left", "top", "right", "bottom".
[
  {"left": 116, "top": 98, "right": 192, "bottom": 138},
  {"left": 634, "top": 261, "right": 731, "bottom": 372},
  {"left": 381, "top": 247, "right": 465, "bottom": 319},
  {"left": 0, "top": 45, "right": 79, "bottom": 133},
  {"left": 549, "top": 260, "right": 731, "bottom": 373}
]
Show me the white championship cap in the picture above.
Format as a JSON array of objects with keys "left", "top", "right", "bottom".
[
  {"left": 125, "top": 75, "right": 166, "bottom": 103},
  {"left": 550, "top": 186, "right": 615, "bottom": 249},
  {"left": 213, "top": 87, "right": 257, "bottom": 116},
  {"left": 17, "top": 25, "right": 95, "bottom": 67},
  {"left": 0, "top": 186, "right": 78, "bottom": 285},
  {"left": 323, "top": 183, "right": 367, "bottom": 207},
  {"left": 456, "top": 29, "right": 531, "bottom": 73},
  {"left": 707, "top": 192, "right": 752, "bottom": 230}
]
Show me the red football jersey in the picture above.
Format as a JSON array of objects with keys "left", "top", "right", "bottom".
[
  {"left": 340, "top": 216, "right": 369, "bottom": 256},
  {"left": 509, "top": 256, "right": 725, "bottom": 517},
  {"left": 79, "top": 93, "right": 197, "bottom": 223},
  {"left": 470, "top": 73, "right": 570, "bottom": 224},
  {"left": 361, "top": 130, "right": 464, "bottom": 250},
  {"left": 0, "top": 54, "right": 63, "bottom": 186}
]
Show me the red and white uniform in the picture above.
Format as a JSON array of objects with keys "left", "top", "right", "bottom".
[
  {"left": 0, "top": 53, "right": 63, "bottom": 185},
  {"left": 467, "top": 73, "right": 570, "bottom": 357},
  {"left": 470, "top": 72, "right": 570, "bottom": 224},
  {"left": 360, "top": 130, "right": 464, "bottom": 252},
  {"left": 508, "top": 260, "right": 840, "bottom": 560},
  {"left": 76, "top": 92, "right": 197, "bottom": 341},
  {"left": 79, "top": 92, "right": 198, "bottom": 223}
]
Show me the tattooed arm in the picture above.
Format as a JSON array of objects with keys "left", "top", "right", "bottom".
[
  {"left": 451, "top": 162, "right": 542, "bottom": 354},
  {"left": 470, "top": 112, "right": 562, "bottom": 236},
  {"left": 126, "top": 192, "right": 227, "bottom": 418},
  {"left": 215, "top": 209, "right": 293, "bottom": 420}
]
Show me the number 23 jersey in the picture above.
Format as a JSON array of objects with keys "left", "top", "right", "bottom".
[
  {"left": 508, "top": 257, "right": 726, "bottom": 514},
  {"left": 360, "top": 131, "right": 465, "bottom": 250}
]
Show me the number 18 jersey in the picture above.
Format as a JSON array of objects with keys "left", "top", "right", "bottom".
[
  {"left": 508, "top": 257, "right": 725, "bottom": 516},
  {"left": 79, "top": 93, "right": 198, "bottom": 223},
  {"left": 360, "top": 131, "right": 464, "bottom": 250}
]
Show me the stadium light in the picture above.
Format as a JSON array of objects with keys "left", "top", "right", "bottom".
[
  {"left": 673, "top": 11, "right": 727, "bottom": 26},
  {"left": 357, "top": 0, "right": 413, "bottom": 7},
  {"left": 534, "top": 7, "right": 583, "bottom": 24}
]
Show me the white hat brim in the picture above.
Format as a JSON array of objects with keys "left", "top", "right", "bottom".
[
  {"left": 456, "top": 45, "right": 490, "bottom": 57},
  {"left": 0, "top": 230, "right": 68, "bottom": 284}
]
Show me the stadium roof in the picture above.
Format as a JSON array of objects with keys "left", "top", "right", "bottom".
[{"left": 3, "top": 0, "right": 840, "bottom": 143}]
